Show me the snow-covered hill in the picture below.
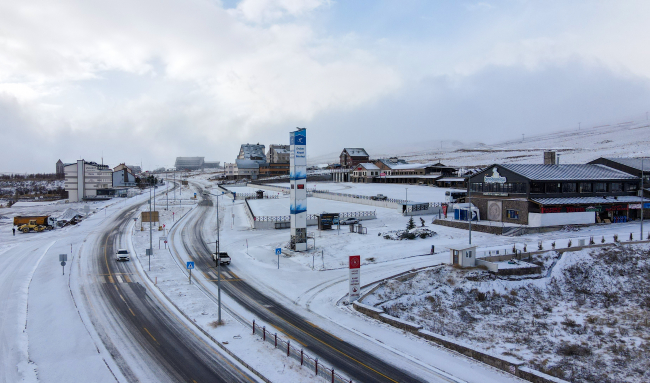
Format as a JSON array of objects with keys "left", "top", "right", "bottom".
[{"left": 310, "top": 120, "right": 650, "bottom": 166}]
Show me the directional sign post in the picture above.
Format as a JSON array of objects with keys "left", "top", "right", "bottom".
[
  {"left": 187, "top": 261, "right": 194, "bottom": 284},
  {"left": 275, "top": 248, "right": 282, "bottom": 269},
  {"left": 59, "top": 254, "right": 68, "bottom": 275},
  {"left": 349, "top": 255, "right": 361, "bottom": 302}
]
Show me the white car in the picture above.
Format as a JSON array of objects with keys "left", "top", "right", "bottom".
[{"left": 116, "top": 249, "right": 130, "bottom": 261}]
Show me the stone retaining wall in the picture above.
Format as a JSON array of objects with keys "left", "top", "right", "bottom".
[{"left": 352, "top": 300, "right": 569, "bottom": 383}]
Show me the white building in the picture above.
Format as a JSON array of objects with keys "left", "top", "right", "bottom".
[
  {"left": 224, "top": 162, "right": 238, "bottom": 178},
  {"left": 64, "top": 160, "right": 113, "bottom": 202}
]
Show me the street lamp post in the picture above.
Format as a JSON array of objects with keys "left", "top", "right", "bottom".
[
  {"left": 206, "top": 190, "right": 225, "bottom": 324},
  {"left": 642, "top": 158, "right": 645, "bottom": 240},
  {"left": 405, "top": 187, "right": 408, "bottom": 203},
  {"left": 149, "top": 186, "right": 152, "bottom": 271}
]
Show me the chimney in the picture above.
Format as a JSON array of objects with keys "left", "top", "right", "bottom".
[{"left": 544, "top": 151, "right": 556, "bottom": 165}]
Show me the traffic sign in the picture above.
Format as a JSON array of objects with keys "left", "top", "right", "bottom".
[
  {"left": 186, "top": 262, "right": 195, "bottom": 269},
  {"left": 59, "top": 254, "right": 67, "bottom": 262},
  {"left": 349, "top": 255, "right": 361, "bottom": 302},
  {"left": 275, "top": 248, "right": 282, "bottom": 255},
  {"left": 60, "top": 261, "right": 66, "bottom": 266}
]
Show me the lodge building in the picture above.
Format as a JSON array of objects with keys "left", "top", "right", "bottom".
[{"left": 467, "top": 163, "right": 649, "bottom": 227}]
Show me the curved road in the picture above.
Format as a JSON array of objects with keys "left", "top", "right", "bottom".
[
  {"left": 175, "top": 189, "right": 430, "bottom": 383},
  {"left": 88, "top": 192, "right": 259, "bottom": 383}
]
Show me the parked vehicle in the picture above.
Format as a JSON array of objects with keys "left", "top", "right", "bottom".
[
  {"left": 371, "top": 194, "right": 388, "bottom": 201},
  {"left": 116, "top": 249, "right": 130, "bottom": 261},
  {"left": 14, "top": 216, "right": 56, "bottom": 232},
  {"left": 212, "top": 252, "right": 231, "bottom": 265},
  {"left": 341, "top": 217, "right": 360, "bottom": 225}
]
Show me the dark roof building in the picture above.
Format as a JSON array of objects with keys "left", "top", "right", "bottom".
[
  {"left": 467, "top": 163, "right": 647, "bottom": 227},
  {"left": 340, "top": 148, "right": 369, "bottom": 168}
]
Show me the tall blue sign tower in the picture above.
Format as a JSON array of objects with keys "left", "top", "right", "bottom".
[{"left": 290, "top": 128, "right": 307, "bottom": 251}]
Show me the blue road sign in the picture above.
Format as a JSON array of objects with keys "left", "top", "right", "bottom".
[
  {"left": 275, "top": 248, "right": 282, "bottom": 255},
  {"left": 186, "top": 261, "right": 195, "bottom": 269}
]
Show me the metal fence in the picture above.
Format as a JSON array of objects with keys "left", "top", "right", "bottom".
[
  {"left": 252, "top": 320, "right": 353, "bottom": 383},
  {"left": 254, "top": 211, "right": 375, "bottom": 222}
]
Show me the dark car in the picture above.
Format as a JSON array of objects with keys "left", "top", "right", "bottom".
[{"left": 341, "top": 218, "right": 360, "bottom": 225}]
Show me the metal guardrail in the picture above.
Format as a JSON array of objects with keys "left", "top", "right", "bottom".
[
  {"left": 253, "top": 321, "right": 353, "bottom": 383},
  {"left": 254, "top": 211, "right": 375, "bottom": 222}
]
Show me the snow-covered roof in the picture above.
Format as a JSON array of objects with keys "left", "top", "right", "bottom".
[
  {"left": 436, "top": 177, "right": 464, "bottom": 182},
  {"left": 531, "top": 196, "right": 649, "bottom": 205},
  {"left": 235, "top": 159, "right": 260, "bottom": 169},
  {"left": 498, "top": 164, "right": 638, "bottom": 181},
  {"left": 343, "top": 148, "right": 369, "bottom": 157},
  {"left": 357, "top": 163, "right": 379, "bottom": 170},
  {"left": 239, "top": 144, "right": 266, "bottom": 159},
  {"left": 390, "top": 163, "right": 430, "bottom": 170},
  {"left": 602, "top": 157, "right": 650, "bottom": 172}
]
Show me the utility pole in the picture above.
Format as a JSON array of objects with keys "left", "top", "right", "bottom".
[
  {"left": 149, "top": 186, "right": 152, "bottom": 271},
  {"left": 217, "top": 192, "right": 221, "bottom": 324},
  {"left": 579, "top": 122, "right": 581, "bottom": 130},
  {"left": 642, "top": 158, "right": 645, "bottom": 240},
  {"left": 468, "top": 172, "right": 472, "bottom": 245},
  {"left": 405, "top": 187, "right": 408, "bottom": 203}
]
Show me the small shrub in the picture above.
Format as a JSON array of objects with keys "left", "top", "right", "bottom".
[
  {"left": 406, "top": 217, "right": 416, "bottom": 230},
  {"left": 557, "top": 343, "right": 591, "bottom": 356},
  {"left": 476, "top": 291, "right": 487, "bottom": 301},
  {"left": 601, "top": 236, "right": 605, "bottom": 243},
  {"left": 419, "top": 232, "right": 428, "bottom": 239}
]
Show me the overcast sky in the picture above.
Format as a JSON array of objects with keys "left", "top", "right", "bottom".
[{"left": 2, "top": 0, "right": 650, "bottom": 172}]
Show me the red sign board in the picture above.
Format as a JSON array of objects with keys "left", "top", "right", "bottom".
[
  {"left": 297, "top": 184, "right": 304, "bottom": 189},
  {"left": 349, "top": 255, "right": 361, "bottom": 269},
  {"left": 380, "top": 172, "right": 386, "bottom": 177}
]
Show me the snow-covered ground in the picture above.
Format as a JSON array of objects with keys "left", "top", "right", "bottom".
[
  {"left": 248, "top": 197, "right": 378, "bottom": 217},
  {"left": 273, "top": 182, "right": 454, "bottom": 202},
  {"left": 363, "top": 244, "right": 650, "bottom": 383}
]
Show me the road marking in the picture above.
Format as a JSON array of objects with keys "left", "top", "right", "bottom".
[
  {"left": 228, "top": 270, "right": 240, "bottom": 279},
  {"left": 129, "top": 308, "right": 136, "bottom": 316},
  {"left": 124, "top": 274, "right": 131, "bottom": 283},
  {"left": 208, "top": 271, "right": 217, "bottom": 279},
  {"left": 144, "top": 327, "right": 157, "bottom": 342},
  {"left": 99, "top": 276, "right": 106, "bottom": 283},
  {"left": 116, "top": 275, "right": 123, "bottom": 283},
  {"left": 119, "top": 294, "right": 126, "bottom": 302},
  {"left": 107, "top": 275, "right": 114, "bottom": 284},
  {"left": 250, "top": 291, "right": 401, "bottom": 383},
  {"left": 207, "top": 279, "right": 241, "bottom": 282}
]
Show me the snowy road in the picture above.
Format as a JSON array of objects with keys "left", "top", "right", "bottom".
[{"left": 77, "top": 192, "right": 260, "bottom": 382}]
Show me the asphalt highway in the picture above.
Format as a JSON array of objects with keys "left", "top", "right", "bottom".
[
  {"left": 94, "top": 194, "right": 258, "bottom": 383},
  {"left": 179, "top": 191, "right": 429, "bottom": 383}
]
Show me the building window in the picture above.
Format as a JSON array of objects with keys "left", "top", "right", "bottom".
[
  {"left": 562, "top": 183, "right": 577, "bottom": 193},
  {"left": 626, "top": 183, "right": 638, "bottom": 191},
  {"left": 530, "top": 182, "right": 544, "bottom": 193},
  {"left": 545, "top": 183, "right": 561, "bottom": 193},
  {"left": 594, "top": 182, "right": 607, "bottom": 193},
  {"left": 471, "top": 183, "right": 483, "bottom": 192},
  {"left": 506, "top": 209, "right": 519, "bottom": 219},
  {"left": 579, "top": 182, "right": 592, "bottom": 193}
]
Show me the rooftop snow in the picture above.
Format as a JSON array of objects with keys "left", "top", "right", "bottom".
[
  {"left": 343, "top": 148, "right": 369, "bottom": 157},
  {"left": 531, "top": 196, "right": 650, "bottom": 205},
  {"left": 498, "top": 164, "right": 638, "bottom": 181},
  {"left": 603, "top": 157, "right": 650, "bottom": 172}
]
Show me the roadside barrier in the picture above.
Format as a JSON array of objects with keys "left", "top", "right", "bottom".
[{"left": 253, "top": 320, "right": 353, "bottom": 383}]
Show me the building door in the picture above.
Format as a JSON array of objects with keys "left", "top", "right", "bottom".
[{"left": 453, "top": 250, "right": 459, "bottom": 265}]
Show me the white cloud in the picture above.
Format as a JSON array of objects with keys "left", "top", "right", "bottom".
[{"left": 228, "top": 0, "right": 328, "bottom": 23}]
